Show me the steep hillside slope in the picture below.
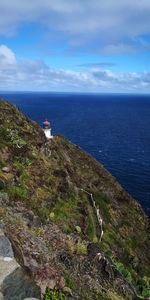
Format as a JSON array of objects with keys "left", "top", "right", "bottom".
[{"left": 0, "top": 99, "right": 149, "bottom": 300}]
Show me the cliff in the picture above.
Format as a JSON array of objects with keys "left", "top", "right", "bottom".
[{"left": 0, "top": 99, "right": 149, "bottom": 300}]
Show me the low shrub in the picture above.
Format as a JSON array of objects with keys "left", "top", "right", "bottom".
[
  {"left": 0, "top": 179, "right": 5, "bottom": 190},
  {"left": 136, "top": 277, "right": 150, "bottom": 298},
  {"left": 67, "top": 239, "right": 87, "bottom": 255},
  {"left": 37, "top": 207, "right": 50, "bottom": 224},
  {"left": 112, "top": 258, "right": 132, "bottom": 283},
  {"left": 43, "top": 288, "right": 66, "bottom": 300},
  {"left": 64, "top": 273, "right": 75, "bottom": 289},
  {"left": 8, "top": 185, "right": 29, "bottom": 201}
]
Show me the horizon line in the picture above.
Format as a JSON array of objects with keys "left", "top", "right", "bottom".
[{"left": 0, "top": 90, "right": 150, "bottom": 96}]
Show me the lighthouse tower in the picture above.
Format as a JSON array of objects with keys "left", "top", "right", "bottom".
[{"left": 43, "top": 119, "right": 53, "bottom": 139}]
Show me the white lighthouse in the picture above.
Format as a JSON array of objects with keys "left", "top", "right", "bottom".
[{"left": 43, "top": 119, "right": 53, "bottom": 139}]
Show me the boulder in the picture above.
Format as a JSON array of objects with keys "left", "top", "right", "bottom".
[
  {"left": 0, "top": 231, "right": 40, "bottom": 300},
  {"left": 0, "top": 235, "right": 14, "bottom": 258},
  {"left": 2, "top": 167, "right": 10, "bottom": 173},
  {"left": 24, "top": 298, "right": 40, "bottom": 300},
  {"left": 0, "top": 292, "right": 4, "bottom": 300}
]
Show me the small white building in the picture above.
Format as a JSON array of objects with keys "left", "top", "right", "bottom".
[{"left": 43, "top": 119, "right": 53, "bottom": 139}]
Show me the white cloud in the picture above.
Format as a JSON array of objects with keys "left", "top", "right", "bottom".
[
  {"left": 0, "top": 45, "right": 16, "bottom": 64},
  {"left": 100, "top": 44, "right": 136, "bottom": 54},
  {"left": 0, "top": 45, "right": 150, "bottom": 93},
  {"left": 0, "top": 1, "right": 150, "bottom": 53}
]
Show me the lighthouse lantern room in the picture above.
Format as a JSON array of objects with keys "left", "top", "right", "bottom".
[{"left": 43, "top": 119, "right": 53, "bottom": 139}]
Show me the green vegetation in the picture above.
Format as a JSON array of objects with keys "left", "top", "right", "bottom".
[
  {"left": 67, "top": 239, "right": 87, "bottom": 255},
  {"left": 31, "top": 227, "right": 44, "bottom": 237},
  {"left": 0, "top": 126, "right": 10, "bottom": 149},
  {"left": 106, "top": 290, "right": 125, "bottom": 300},
  {"left": 80, "top": 288, "right": 125, "bottom": 300},
  {"left": 0, "top": 99, "right": 150, "bottom": 300},
  {"left": 43, "top": 288, "right": 66, "bottom": 300},
  {"left": 0, "top": 206, "right": 7, "bottom": 220},
  {"left": 6, "top": 160, "right": 30, "bottom": 202},
  {"left": 75, "top": 225, "right": 82, "bottom": 234},
  {"left": 7, "top": 214, "right": 23, "bottom": 226},
  {"left": 7, "top": 128, "right": 27, "bottom": 148},
  {"left": 37, "top": 207, "right": 50, "bottom": 224},
  {"left": 51, "top": 196, "right": 79, "bottom": 231},
  {"left": 64, "top": 273, "right": 76, "bottom": 289},
  {"left": 105, "top": 252, "right": 133, "bottom": 284},
  {"left": 0, "top": 127, "right": 27, "bottom": 150},
  {"left": 14, "top": 155, "right": 33, "bottom": 166},
  {"left": 136, "top": 277, "right": 150, "bottom": 298},
  {"left": 113, "top": 258, "right": 132, "bottom": 283},
  {"left": 0, "top": 179, "right": 5, "bottom": 190},
  {"left": 0, "top": 159, "right": 5, "bottom": 168},
  {"left": 106, "top": 252, "right": 150, "bottom": 298},
  {"left": 93, "top": 192, "right": 111, "bottom": 222},
  {"left": 8, "top": 185, "right": 29, "bottom": 201},
  {"left": 86, "top": 203, "right": 98, "bottom": 242}
]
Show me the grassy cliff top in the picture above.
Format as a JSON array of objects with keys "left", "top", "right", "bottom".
[{"left": 0, "top": 98, "right": 150, "bottom": 300}]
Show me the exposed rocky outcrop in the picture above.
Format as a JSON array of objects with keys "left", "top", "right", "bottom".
[
  {"left": 0, "top": 228, "right": 40, "bottom": 300},
  {"left": 0, "top": 99, "right": 150, "bottom": 299}
]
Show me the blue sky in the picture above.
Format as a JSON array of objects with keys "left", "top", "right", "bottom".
[{"left": 0, "top": 0, "right": 150, "bottom": 93}]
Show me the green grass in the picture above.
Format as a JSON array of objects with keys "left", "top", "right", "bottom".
[
  {"left": 37, "top": 207, "right": 50, "bottom": 224},
  {"left": 51, "top": 196, "right": 80, "bottom": 231},
  {"left": 0, "top": 206, "right": 7, "bottom": 220},
  {"left": 7, "top": 128, "right": 27, "bottom": 148},
  {"left": 64, "top": 272, "right": 76, "bottom": 289},
  {"left": 87, "top": 204, "right": 98, "bottom": 242},
  {"left": 14, "top": 155, "right": 33, "bottom": 166},
  {"left": 136, "top": 277, "right": 150, "bottom": 298},
  {"left": 43, "top": 288, "right": 66, "bottom": 300},
  {"left": 112, "top": 257, "right": 132, "bottom": 283},
  {"left": 0, "top": 126, "right": 10, "bottom": 149},
  {"left": 0, "top": 159, "right": 5, "bottom": 168},
  {"left": 8, "top": 185, "right": 29, "bottom": 201},
  {"left": 67, "top": 239, "right": 87, "bottom": 255},
  {"left": 93, "top": 192, "right": 111, "bottom": 222}
]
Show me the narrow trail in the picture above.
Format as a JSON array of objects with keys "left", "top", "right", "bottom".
[{"left": 80, "top": 189, "right": 103, "bottom": 242}]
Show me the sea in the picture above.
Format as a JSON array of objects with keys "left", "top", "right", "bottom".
[{"left": 0, "top": 92, "right": 150, "bottom": 217}]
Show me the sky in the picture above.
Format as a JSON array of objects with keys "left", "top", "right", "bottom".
[{"left": 0, "top": 0, "right": 150, "bottom": 93}]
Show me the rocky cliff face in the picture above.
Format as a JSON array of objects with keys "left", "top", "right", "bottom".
[{"left": 0, "top": 99, "right": 150, "bottom": 300}]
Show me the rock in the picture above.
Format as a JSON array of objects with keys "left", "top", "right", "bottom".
[
  {"left": 0, "top": 258, "right": 19, "bottom": 286},
  {"left": 24, "top": 211, "right": 41, "bottom": 227},
  {"left": 23, "top": 298, "right": 40, "bottom": 300},
  {"left": 0, "top": 193, "right": 9, "bottom": 205},
  {"left": 0, "top": 232, "right": 40, "bottom": 300},
  {"left": 0, "top": 229, "right": 4, "bottom": 235},
  {"left": 0, "top": 235, "right": 14, "bottom": 258},
  {"left": 63, "top": 286, "right": 73, "bottom": 296},
  {"left": 0, "top": 292, "right": 4, "bottom": 300},
  {"left": 1, "top": 267, "right": 41, "bottom": 300},
  {"left": 34, "top": 265, "right": 65, "bottom": 294},
  {"left": 87, "top": 242, "right": 101, "bottom": 259},
  {"left": 24, "top": 210, "right": 34, "bottom": 222},
  {"left": 32, "top": 216, "right": 41, "bottom": 227},
  {"left": 2, "top": 167, "right": 10, "bottom": 173}
]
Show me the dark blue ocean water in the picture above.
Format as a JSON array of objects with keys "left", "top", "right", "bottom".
[{"left": 1, "top": 92, "right": 150, "bottom": 217}]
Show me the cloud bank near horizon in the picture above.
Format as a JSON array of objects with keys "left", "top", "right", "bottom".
[{"left": 0, "top": 45, "right": 150, "bottom": 93}]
